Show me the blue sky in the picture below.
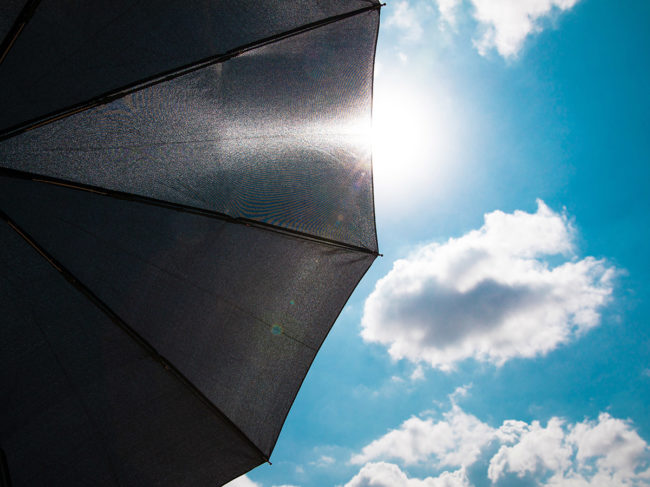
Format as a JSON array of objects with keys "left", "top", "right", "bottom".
[{"left": 228, "top": 0, "right": 650, "bottom": 485}]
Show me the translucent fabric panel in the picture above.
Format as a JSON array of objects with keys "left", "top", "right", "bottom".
[
  {"left": 0, "top": 0, "right": 379, "bottom": 133},
  {"left": 0, "top": 10, "right": 379, "bottom": 250},
  {"left": 0, "top": 223, "right": 263, "bottom": 486},
  {"left": 0, "top": 176, "right": 375, "bottom": 457}
]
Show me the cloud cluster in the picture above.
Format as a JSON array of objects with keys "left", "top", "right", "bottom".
[
  {"left": 433, "top": 0, "right": 581, "bottom": 58},
  {"left": 361, "top": 200, "right": 616, "bottom": 371},
  {"left": 347, "top": 406, "right": 650, "bottom": 486}
]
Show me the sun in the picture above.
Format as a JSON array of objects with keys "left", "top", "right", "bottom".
[{"left": 370, "top": 70, "right": 458, "bottom": 213}]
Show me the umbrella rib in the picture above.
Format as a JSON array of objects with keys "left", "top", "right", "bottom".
[
  {"left": 0, "top": 2, "right": 383, "bottom": 141},
  {"left": 44, "top": 211, "right": 319, "bottom": 352},
  {"left": 0, "top": 167, "right": 382, "bottom": 256},
  {"left": 0, "top": 0, "right": 41, "bottom": 66},
  {"left": 0, "top": 208, "right": 271, "bottom": 465}
]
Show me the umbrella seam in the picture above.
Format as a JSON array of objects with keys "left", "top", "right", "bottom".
[{"left": 0, "top": 167, "right": 382, "bottom": 257}]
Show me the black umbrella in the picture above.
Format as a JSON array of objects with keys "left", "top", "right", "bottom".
[{"left": 0, "top": 1, "right": 381, "bottom": 485}]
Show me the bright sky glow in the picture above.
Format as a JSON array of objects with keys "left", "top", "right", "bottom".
[
  {"left": 372, "top": 74, "right": 453, "bottom": 204},
  {"left": 370, "top": 67, "right": 464, "bottom": 220},
  {"left": 229, "top": 1, "right": 650, "bottom": 485}
]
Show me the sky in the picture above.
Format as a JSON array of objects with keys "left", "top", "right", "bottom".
[{"left": 226, "top": 0, "right": 650, "bottom": 485}]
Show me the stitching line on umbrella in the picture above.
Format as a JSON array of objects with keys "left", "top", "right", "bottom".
[{"left": 0, "top": 167, "right": 382, "bottom": 257}]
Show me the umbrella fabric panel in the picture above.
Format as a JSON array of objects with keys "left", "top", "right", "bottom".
[
  {"left": 0, "top": 0, "right": 379, "bottom": 134},
  {"left": 0, "top": 224, "right": 264, "bottom": 487},
  {"left": 0, "top": 10, "right": 379, "bottom": 251},
  {"left": 0, "top": 176, "right": 376, "bottom": 457},
  {"left": 0, "top": 0, "right": 26, "bottom": 44}
]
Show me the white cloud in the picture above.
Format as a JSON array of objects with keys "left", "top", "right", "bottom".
[
  {"left": 433, "top": 0, "right": 581, "bottom": 58},
  {"left": 310, "top": 455, "right": 336, "bottom": 467},
  {"left": 490, "top": 413, "right": 650, "bottom": 485},
  {"left": 386, "top": 1, "right": 424, "bottom": 43},
  {"left": 448, "top": 384, "right": 470, "bottom": 402},
  {"left": 471, "top": 0, "right": 580, "bottom": 58},
  {"left": 223, "top": 475, "right": 262, "bottom": 487},
  {"left": 348, "top": 406, "right": 650, "bottom": 486},
  {"left": 472, "top": 0, "right": 580, "bottom": 58},
  {"left": 410, "top": 364, "right": 426, "bottom": 381},
  {"left": 344, "top": 462, "right": 470, "bottom": 487},
  {"left": 568, "top": 413, "right": 650, "bottom": 483},
  {"left": 488, "top": 418, "right": 573, "bottom": 481},
  {"left": 350, "top": 405, "right": 495, "bottom": 467},
  {"left": 361, "top": 200, "right": 616, "bottom": 370},
  {"left": 436, "top": 0, "right": 462, "bottom": 29}
]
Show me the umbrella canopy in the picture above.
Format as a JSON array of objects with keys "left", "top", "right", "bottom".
[{"left": 0, "top": 1, "right": 380, "bottom": 485}]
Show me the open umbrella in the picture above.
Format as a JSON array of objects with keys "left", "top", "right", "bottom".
[{"left": 0, "top": 1, "right": 381, "bottom": 485}]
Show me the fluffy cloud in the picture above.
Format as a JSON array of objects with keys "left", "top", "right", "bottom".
[
  {"left": 471, "top": 0, "right": 580, "bottom": 57},
  {"left": 410, "top": 364, "right": 426, "bottom": 381},
  {"left": 348, "top": 406, "right": 650, "bottom": 486},
  {"left": 490, "top": 413, "right": 650, "bottom": 485},
  {"left": 385, "top": 1, "right": 424, "bottom": 43},
  {"left": 350, "top": 405, "right": 494, "bottom": 467},
  {"left": 435, "top": 0, "right": 462, "bottom": 29},
  {"left": 434, "top": 0, "right": 580, "bottom": 58},
  {"left": 344, "top": 462, "right": 469, "bottom": 487},
  {"left": 488, "top": 417, "right": 573, "bottom": 481},
  {"left": 361, "top": 200, "right": 616, "bottom": 370}
]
